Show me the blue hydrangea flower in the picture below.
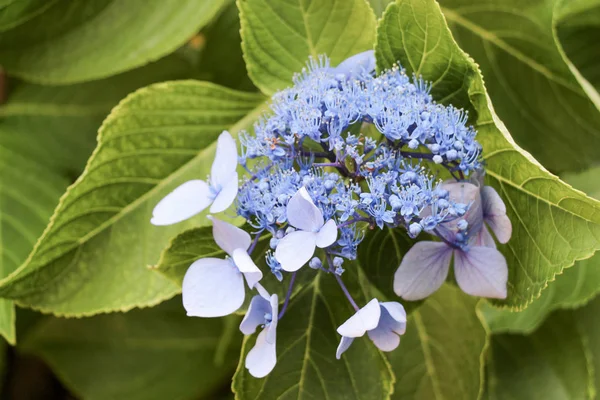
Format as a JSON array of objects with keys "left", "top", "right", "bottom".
[
  {"left": 275, "top": 187, "right": 338, "bottom": 271},
  {"left": 151, "top": 131, "right": 238, "bottom": 225},
  {"left": 182, "top": 217, "right": 262, "bottom": 317},
  {"left": 393, "top": 177, "right": 512, "bottom": 300},
  {"left": 240, "top": 293, "right": 279, "bottom": 378},
  {"left": 336, "top": 299, "right": 407, "bottom": 358}
]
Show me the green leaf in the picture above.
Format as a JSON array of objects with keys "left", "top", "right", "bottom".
[
  {"left": 238, "top": 0, "right": 378, "bottom": 95},
  {"left": 195, "top": 0, "right": 256, "bottom": 92},
  {"left": 0, "top": 81, "right": 266, "bottom": 316},
  {"left": 232, "top": 267, "right": 394, "bottom": 399},
  {"left": 0, "top": 0, "right": 226, "bottom": 84},
  {"left": 357, "top": 227, "right": 411, "bottom": 300},
  {"left": 376, "top": 0, "right": 600, "bottom": 309},
  {"left": 20, "top": 297, "right": 241, "bottom": 400},
  {"left": 387, "top": 284, "right": 488, "bottom": 400},
  {"left": 486, "top": 309, "right": 595, "bottom": 400},
  {"left": 480, "top": 167, "right": 600, "bottom": 333},
  {"left": 435, "top": 0, "right": 600, "bottom": 173},
  {"left": 0, "top": 56, "right": 195, "bottom": 341},
  {"left": 556, "top": 0, "right": 600, "bottom": 92}
]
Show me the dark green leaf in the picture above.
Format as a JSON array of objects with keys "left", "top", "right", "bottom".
[
  {"left": 21, "top": 298, "right": 241, "bottom": 400},
  {"left": 437, "top": 0, "right": 600, "bottom": 172},
  {"left": 388, "top": 284, "right": 488, "bottom": 400},
  {"left": 0, "top": 0, "right": 226, "bottom": 84}
]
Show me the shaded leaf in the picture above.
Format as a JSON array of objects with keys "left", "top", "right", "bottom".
[
  {"left": 376, "top": 0, "right": 600, "bottom": 309},
  {"left": 487, "top": 309, "right": 595, "bottom": 400},
  {"left": 20, "top": 298, "right": 241, "bottom": 400},
  {"left": 437, "top": 0, "right": 600, "bottom": 173},
  {"left": 0, "top": 0, "right": 226, "bottom": 84},
  {"left": 238, "top": 0, "right": 378, "bottom": 95},
  {"left": 388, "top": 284, "right": 488, "bottom": 400}
]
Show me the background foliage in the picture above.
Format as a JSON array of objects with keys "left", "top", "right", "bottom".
[{"left": 1, "top": 0, "right": 599, "bottom": 398}]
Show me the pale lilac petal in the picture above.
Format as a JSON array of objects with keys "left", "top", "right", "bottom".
[
  {"left": 481, "top": 186, "right": 512, "bottom": 243},
  {"left": 286, "top": 187, "right": 324, "bottom": 232},
  {"left": 393, "top": 241, "right": 453, "bottom": 300},
  {"left": 210, "top": 131, "right": 238, "bottom": 187},
  {"left": 367, "top": 302, "right": 406, "bottom": 352},
  {"left": 209, "top": 172, "right": 238, "bottom": 213},
  {"left": 337, "top": 298, "right": 381, "bottom": 338},
  {"left": 245, "top": 328, "right": 277, "bottom": 378},
  {"left": 182, "top": 258, "right": 244, "bottom": 317},
  {"left": 454, "top": 247, "right": 508, "bottom": 299},
  {"left": 332, "top": 50, "right": 376, "bottom": 79},
  {"left": 380, "top": 302, "right": 407, "bottom": 335},
  {"left": 315, "top": 219, "right": 338, "bottom": 248},
  {"left": 275, "top": 230, "right": 317, "bottom": 272},
  {"left": 336, "top": 336, "right": 355, "bottom": 359},
  {"left": 232, "top": 248, "right": 263, "bottom": 288},
  {"left": 151, "top": 180, "right": 211, "bottom": 225},
  {"left": 475, "top": 224, "right": 496, "bottom": 248},
  {"left": 266, "top": 294, "right": 279, "bottom": 344},
  {"left": 240, "top": 295, "right": 271, "bottom": 335},
  {"left": 210, "top": 216, "right": 251, "bottom": 255}
]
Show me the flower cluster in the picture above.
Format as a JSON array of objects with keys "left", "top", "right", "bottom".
[{"left": 151, "top": 51, "right": 512, "bottom": 378}]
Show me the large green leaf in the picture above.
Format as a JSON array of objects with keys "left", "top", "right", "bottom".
[
  {"left": 232, "top": 266, "right": 394, "bottom": 400},
  {"left": 388, "top": 284, "right": 488, "bottom": 400},
  {"left": 556, "top": 0, "right": 600, "bottom": 92},
  {"left": 486, "top": 309, "right": 595, "bottom": 400},
  {"left": 238, "top": 0, "right": 378, "bottom": 95},
  {"left": 480, "top": 166, "right": 600, "bottom": 333},
  {"left": 436, "top": 0, "right": 600, "bottom": 173},
  {"left": 376, "top": 0, "right": 600, "bottom": 309},
  {"left": 0, "top": 56, "right": 195, "bottom": 341},
  {"left": 0, "top": 81, "right": 266, "bottom": 316},
  {"left": 20, "top": 297, "right": 241, "bottom": 400},
  {"left": 0, "top": 0, "right": 226, "bottom": 84}
]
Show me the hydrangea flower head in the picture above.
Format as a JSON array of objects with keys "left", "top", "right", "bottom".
[{"left": 151, "top": 50, "right": 512, "bottom": 377}]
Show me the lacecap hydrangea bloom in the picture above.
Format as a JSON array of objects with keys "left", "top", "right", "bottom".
[{"left": 151, "top": 50, "right": 512, "bottom": 378}]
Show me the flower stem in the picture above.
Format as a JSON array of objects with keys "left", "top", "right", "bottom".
[
  {"left": 335, "top": 274, "right": 360, "bottom": 312},
  {"left": 247, "top": 229, "right": 265, "bottom": 254},
  {"left": 327, "top": 253, "right": 359, "bottom": 311},
  {"left": 278, "top": 272, "right": 296, "bottom": 319},
  {"left": 337, "top": 216, "right": 372, "bottom": 228}
]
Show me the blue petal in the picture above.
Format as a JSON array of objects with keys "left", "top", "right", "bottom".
[
  {"left": 286, "top": 187, "right": 324, "bottom": 232},
  {"left": 454, "top": 247, "right": 508, "bottom": 299},
  {"left": 182, "top": 258, "right": 244, "bottom": 317},
  {"left": 151, "top": 180, "right": 212, "bottom": 225},
  {"left": 210, "top": 217, "right": 251, "bottom": 255},
  {"left": 393, "top": 241, "right": 452, "bottom": 300},
  {"left": 245, "top": 328, "right": 277, "bottom": 378},
  {"left": 336, "top": 336, "right": 355, "bottom": 359},
  {"left": 337, "top": 298, "right": 381, "bottom": 338},
  {"left": 367, "top": 302, "right": 406, "bottom": 352},
  {"left": 210, "top": 131, "right": 238, "bottom": 188},
  {"left": 332, "top": 50, "right": 376, "bottom": 79},
  {"left": 275, "top": 230, "right": 317, "bottom": 272},
  {"left": 240, "top": 295, "right": 271, "bottom": 335}
]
